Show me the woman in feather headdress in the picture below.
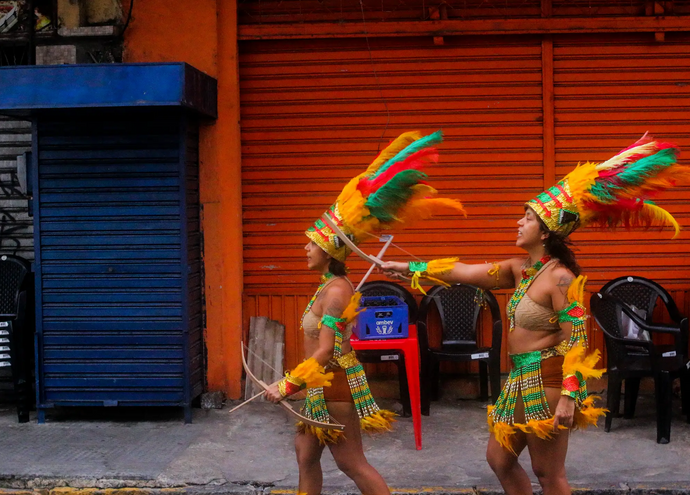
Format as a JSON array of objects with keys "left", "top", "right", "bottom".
[
  {"left": 381, "top": 135, "right": 690, "bottom": 495},
  {"left": 262, "top": 130, "right": 465, "bottom": 495}
]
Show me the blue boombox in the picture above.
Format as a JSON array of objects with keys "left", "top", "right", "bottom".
[{"left": 352, "top": 295, "right": 409, "bottom": 340}]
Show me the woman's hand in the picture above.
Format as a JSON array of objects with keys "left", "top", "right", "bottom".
[
  {"left": 552, "top": 395, "right": 576, "bottom": 431},
  {"left": 379, "top": 261, "right": 410, "bottom": 280},
  {"left": 263, "top": 382, "right": 283, "bottom": 404}
]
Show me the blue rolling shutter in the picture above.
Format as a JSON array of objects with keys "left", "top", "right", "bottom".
[{"left": 33, "top": 109, "right": 203, "bottom": 421}]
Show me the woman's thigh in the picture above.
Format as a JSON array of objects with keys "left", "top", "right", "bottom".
[
  {"left": 525, "top": 387, "right": 569, "bottom": 477},
  {"left": 295, "top": 427, "right": 326, "bottom": 465},
  {"left": 325, "top": 401, "right": 367, "bottom": 462}
]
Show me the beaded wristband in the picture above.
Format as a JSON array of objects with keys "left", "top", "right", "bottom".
[
  {"left": 409, "top": 261, "right": 428, "bottom": 273},
  {"left": 278, "top": 373, "right": 306, "bottom": 398}
]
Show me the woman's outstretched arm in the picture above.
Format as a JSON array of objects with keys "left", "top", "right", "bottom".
[{"left": 380, "top": 257, "right": 523, "bottom": 291}]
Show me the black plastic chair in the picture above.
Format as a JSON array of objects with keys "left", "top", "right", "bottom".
[
  {"left": 417, "top": 284, "right": 502, "bottom": 415},
  {"left": 0, "top": 254, "right": 31, "bottom": 423},
  {"left": 590, "top": 290, "right": 690, "bottom": 444},
  {"left": 601, "top": 277, "right": 690, "bottom": 424},
  {"left": 357, "top": 281, "right": 418, "bottom": 417}
]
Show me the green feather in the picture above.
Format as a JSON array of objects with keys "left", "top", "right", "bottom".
[
  {"left": 365, "top": 170, "right": 427, "bottom": 222},
  {"left": 590, "top": 148, "right": 680, "bottom": 202},
  {"left": 615, "top": 148, "right": 679, "bottom": 186},
  {"left": 372, "top": 130, "right": 443, "bottom": 179}
]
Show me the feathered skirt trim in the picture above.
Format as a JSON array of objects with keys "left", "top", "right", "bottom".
[
  {"left": 297, "top": 351, "right": 396, "bottom": 445},
  {"left": 486, "top": 346, "right": 606, "bottom": 455}
]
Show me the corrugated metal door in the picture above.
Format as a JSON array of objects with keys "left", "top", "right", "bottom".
[
  {"left": 33, "top": 109, "right": 203, "bottom": 421},
  {"left": 239, "top": 36, "right": 545, "bottom": 367},
  {"left": 553, "top": 33, "right": 690, "bottom": 290}
]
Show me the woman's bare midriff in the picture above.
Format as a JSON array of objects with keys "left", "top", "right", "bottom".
[{"left": 508, "top": 325, "right": 565, "bottom": 355}]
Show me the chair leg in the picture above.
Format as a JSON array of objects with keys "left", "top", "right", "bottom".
[
  {"left": 478, "top": 361, "right": 488, "bottom": 401},
  {"left": 655, "top": 371, "right": 673, "bottom": 444},
  {"left": 606, "top": 373, "right": 622, "bottom": 433},
  {"left": 397, "top": 356, "right": 412, "bottom": 418},
  {"left": 623, "top": 377, "right": 641, "bottom": 419}
]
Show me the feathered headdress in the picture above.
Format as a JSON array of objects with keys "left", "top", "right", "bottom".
[
  {"left": 306, "top": 130, "right": 465, "bottom": 260},
  {"left": 526, "top": 134, "right": 690, "bottom": 237}
]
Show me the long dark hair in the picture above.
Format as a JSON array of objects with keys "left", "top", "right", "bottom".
[
  {"left": 538, "top": 221, "right": 581, "bottom": 277},
  {"left": 328, "top": 258, "right": 348, "bottom": 276}
]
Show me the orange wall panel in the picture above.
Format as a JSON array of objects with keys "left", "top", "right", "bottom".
[{"left": 122, "top": 0, "right": 218, "bottom": 77}]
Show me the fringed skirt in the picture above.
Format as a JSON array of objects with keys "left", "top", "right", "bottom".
[
  {"left": 297, "top": 350, "right": 396, "bottom": 444},
  {"left": 487, "top": 346, "right": 606, "bottom": 455}
]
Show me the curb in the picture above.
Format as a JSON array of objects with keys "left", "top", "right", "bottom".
[{"left": 1, "top": 484, "right": 690, "bottom": 495}]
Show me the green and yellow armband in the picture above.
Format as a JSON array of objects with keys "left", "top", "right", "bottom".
[{"left": 408, "top": 257, "right": 458, "bottom": 295}]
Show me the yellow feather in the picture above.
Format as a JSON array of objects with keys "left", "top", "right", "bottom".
[
  {"left": 336, "top": 173, "right": 366, "bottom": 206},
  {"left": 564, "top": 162, "right": 598, "bottom": 212},
  {"left": 338, "top": 189, "right": 369, "bottom": 230},
  {"left": 572, "top": 396, "right": 607, "bottom": 429},
  {"left": 340, "top": 292, "right": 364, "bottom": 324},
  {"left": 290, "top": 357, "right": 335, "bottom": 388},
  {"left": 562, "top": 345, "right": 605, "bottom": 380},
  {"left": 364, "top": 131, "right": 423, "bottom": 176},
  {"left": 427, "top": 257, "right": 459, "bottom": 276},
  {"left": 360, "top": 410, "right": 397, "bottom": 432},
  {"left": 488, "top": 417, "right": 519, "bottom": 456},
  {"left": 396, "top": 197, "right": 466, "bottom": 226},
  {"left": 641, "top": 202, "right": 681, "bottom": 238},
  {"left": 297, "top": 423, "right": 344, "bottom": 445},
  {"left": 567, "top": 275, "right": 587, "bottom": 305}
]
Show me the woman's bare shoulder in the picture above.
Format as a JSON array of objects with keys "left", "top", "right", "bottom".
[{"left": 320, "top": 278, "right": 354, "bottom": 309}]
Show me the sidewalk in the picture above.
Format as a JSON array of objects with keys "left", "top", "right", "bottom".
[{"left": 0, "top": 390, "right": 689, "bottom": 495}]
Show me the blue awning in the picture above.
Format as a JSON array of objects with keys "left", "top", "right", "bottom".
[{"left": 0, "top": 62, "right": 217, "bottom": 118}]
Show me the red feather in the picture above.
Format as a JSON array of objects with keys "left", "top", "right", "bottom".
[{"left": 357, "top": 148, "right": 438, "bottom": 196}]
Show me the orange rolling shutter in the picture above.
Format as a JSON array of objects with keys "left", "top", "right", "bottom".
[
  {"left": 239, "top": 35, "right": 545, "bottom": 368},
  {"left": 553, "top": 33, "right": 690, "bottom": 291},
  {"left": 240, "top": 36, "right": 545, "bottom": 291}
]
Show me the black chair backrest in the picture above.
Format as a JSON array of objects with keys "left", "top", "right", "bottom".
[
  {"left": 590, "top": 291, "right": 648, "bottom": 367},
  {"left": 419, "top": 284, "right": 493, "bottom": 346},
  {"left": 600, "top": 276, "right": 681, "bottom": 324},
  {"left": 359, "top": 281, "right": 418, "bottom": 321},
  {"left": 0, "top": 255, "right": 30, "bottom": 319}
]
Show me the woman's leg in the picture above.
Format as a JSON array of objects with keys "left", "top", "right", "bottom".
[
  {"left": 526, "top": 387, "right": 571, "bottom": 495},
  {"left": 295, "top": 429, "right": 326, "bottom": 495},
  {"left": 326, "top": 401, "right": 390, "bottom": 495},
  {"left": 486, "top": 394, "right": 532, "bottom": 495}
]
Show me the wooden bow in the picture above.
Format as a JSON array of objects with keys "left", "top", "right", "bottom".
[
  {"left": 240, "top": 342, "right": 345, "bottom": 431},
  {"left": 321, "top": 214, "right": 406, "bottom": 286},
  {"left": 321, "top": 214, "right": 383, "bottom": 267}
]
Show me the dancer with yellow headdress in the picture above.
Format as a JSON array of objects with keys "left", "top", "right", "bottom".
[
  {"left": 381, "top": 135, "right": 690, "bottom": 495},
  {"left": 263, "top": 130, "right": 464, "bottom": 495}
]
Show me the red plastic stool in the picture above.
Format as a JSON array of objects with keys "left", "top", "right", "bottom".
[{"left": 350, "top": 324, "right": 422, "bottom": 450}]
